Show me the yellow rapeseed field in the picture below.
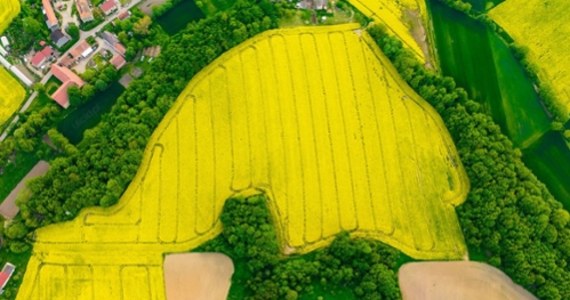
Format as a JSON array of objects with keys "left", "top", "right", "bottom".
[
  {"left": 0, "top": 0, "right": 24, "bottom": 126},
  {"left": 18, "top": 24, "right": 468, "bottom": 299},
  {"left": 0, "top": 0, "right": 19, "bottom": 33},
  {"left": 0, "top": 68, "right": 25, "bottom": 126},
  {"left": 490, "top": 0, "right": 570, "bottom": 117},
  {"left": 348, "top": 0, "right": 428, "bottom": 62}
]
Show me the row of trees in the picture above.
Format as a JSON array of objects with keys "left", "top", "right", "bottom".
[
  {"left": 197, "top": 195, "right": 401, "bottom": 300},
  {"left": 368, "top": 25, "right": 570, "bottom": 299},
  {"left": 0, "top": 103, "right": 60, "bottom": 170}
]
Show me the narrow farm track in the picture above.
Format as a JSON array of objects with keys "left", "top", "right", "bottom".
[{"left": 18, "top": 24, "right": 469, "bottom": 299}]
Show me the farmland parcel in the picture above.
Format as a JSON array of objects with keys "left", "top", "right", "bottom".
[
  {"left": 0, "top": 0, "right": 25, "bottom": 126},
  {"left": 490, "top": 0, "right": 570, "bottom": 118},
  {"left": 0, "top": 68, "right": 25, "bottom": 126},
  {"left": 348, "top": 0, "right": 429, "bottom": 62},
  {"left": 18, "top": 24, "right": 468, "bottom": 299}
]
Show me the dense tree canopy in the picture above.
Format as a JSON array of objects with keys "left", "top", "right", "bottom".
[{"left": 197, "top": 194, "right": 402, "bottom": 300}]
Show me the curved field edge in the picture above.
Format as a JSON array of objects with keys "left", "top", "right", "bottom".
[
  {"left": 18, "top": 23, "right": 468, "bottom": 300},
  {"left": 489, "top": 0, "right": 570, "bottom": 119},
  {"left": 33, "top": 23, "right": 467, "bottom": 258}
]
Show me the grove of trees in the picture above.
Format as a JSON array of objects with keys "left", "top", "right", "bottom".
[{"left": 197, "top": 194, "right": 402, "bottom": 300}]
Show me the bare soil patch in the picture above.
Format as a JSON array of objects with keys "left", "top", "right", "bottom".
[
  {"left": 163, "top": 252, "right": 234, "bottom": 300},
  {"left": 0, "top": 160, "right": 50, "bottom": 219},
  {"left": 399, "top": 261, "right": 537, "bottom": 300}
]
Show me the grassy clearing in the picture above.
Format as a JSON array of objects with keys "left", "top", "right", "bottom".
[
  {"left": 428, "top": 0, "right": 551, "bottom": 147},
  {"left": 490, "top": 0, "right": 570, "bottom": 120},
  {"left": 348, "top": 0, "right": 428, "bottom": 62},
  {"left": 18, "top": 24, "right": 468, "bottom": 299}
]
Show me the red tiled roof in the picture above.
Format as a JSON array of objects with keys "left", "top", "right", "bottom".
[
  {"left": 118, "top": 11, "right": 130, "bottom": 20},
  {"left": 100, "top": 0, "right": 117, "bottom": 14},
  {"left": 51, "top": 82, "right": 76, "bottom": 108},
  {"left": 114, "top": 43, "right": 126, "bottom": 56},
  {"left": 110, "top": 54, "right": 126, "bottom": 69},
  {"left": 50, "top": 64, "right": 85, "bottom": 109},
  {"left": 0, "top": 272, "right": 9, "bottom": 289},
  {"left": 51, "top": 64, "right": 85, "bottom": 87},
  {"left": 42, "top": 0, "right": 58, "bottom": 27},
  {"left": 76, "top": 0, "right": 94, "bottom": 22},
  {"left": 70, "top": 40, "right": 90, "bottom": 58},
  {"left": 31, "top": 47, "right": 53, "bottom": 67}
]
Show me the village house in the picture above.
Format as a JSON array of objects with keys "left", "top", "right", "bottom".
[
  {"left": 42, "top": 0, "right": 59, "bottom": 30},
  {"left": 30, "top": 46, "right": 54, "bottom": 69},
  {"left": 0, "top": 263, "right": 15, "bottom": 294},
  {"left": 117, "top": 10, "right": 130, "bottom": 21},
  {"left": 50, "top": 64, "right": 85, "bottom": 108},
  {"left": 110, "top": 54, "right": 126, "bottom": 69},
  {"left": 76, "top": 0, "right": 94, "bottom": 23},
  {"left": 70, "top": 40, "right": 94, "bottom": 60},
  {"left": 100, "top": 31, "right": 127, "bottom": 57},
  {"left": 51, "top": 29, "right": 70, "bottom": 48},
  {"left": 100, "top": 0, "right": 118, "bottom": 16}
]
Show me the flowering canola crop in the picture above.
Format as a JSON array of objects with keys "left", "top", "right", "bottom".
[
  {"left": 348, "top": 0, "right": 428, "bottom": 62},
  {"left": 490, "top": 0, "right": 570, "bottom": 117},
  {"left": 0, "top": 0, "right": 19, "bottom": 33},
  {"left": 0, "top": 0, "right": 24, "bottom": 126},
  {"left": 0, "top": 68, "right": 25, "bottom": 126},
  {"left": 18, "top": 24, "right": 468, "bottom": 299}
]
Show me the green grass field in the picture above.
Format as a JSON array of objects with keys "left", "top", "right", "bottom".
[
  {"left": 490, "top": 0, "right": 570, "bottom": 119},
  {"left": 522, "top": 131, "right": 570, "bottom": 208},
  {"left": 429, "top": 0, "right": 550, "bottom": 148}
]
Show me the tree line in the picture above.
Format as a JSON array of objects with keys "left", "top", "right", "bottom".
[
  {"left": 368, "top": 25, "right": 570, "bottom": 299},
  {"left": 196, "top": 194, "right": 401, "bottom": 300}
]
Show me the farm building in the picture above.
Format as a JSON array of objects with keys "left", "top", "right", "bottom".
[
  {"left": 118, "top": 10, "right": 130, "bottom": 20},
  {"left": 30, "top": 46, "right": 54, "bottom": 69},
  {"left": 69, "top": 40, "right": 94, "bottom": 59},
  {"left": 50, "top": 64, "right": 85, "bottom": 108},
  {"left": 76, "top": 0, "right": 94, "bottom": 22},
  {"left": 41, "top": 0, "right": 59, "bottom": 30},
  {"left": 51, "top": 29, "right": 70, "bottom": 48},
  {"left": 0, "top": 263, "right": 15, "bottom": 294},
  {"left": 101, "top": 31, "right": 126, "bottom": 56},
  {"left": 100, "top": 0, "right": 118, "bottom": 16},
  {"left": 111, "top": 54, "right": 126, "bottom": 69}
]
